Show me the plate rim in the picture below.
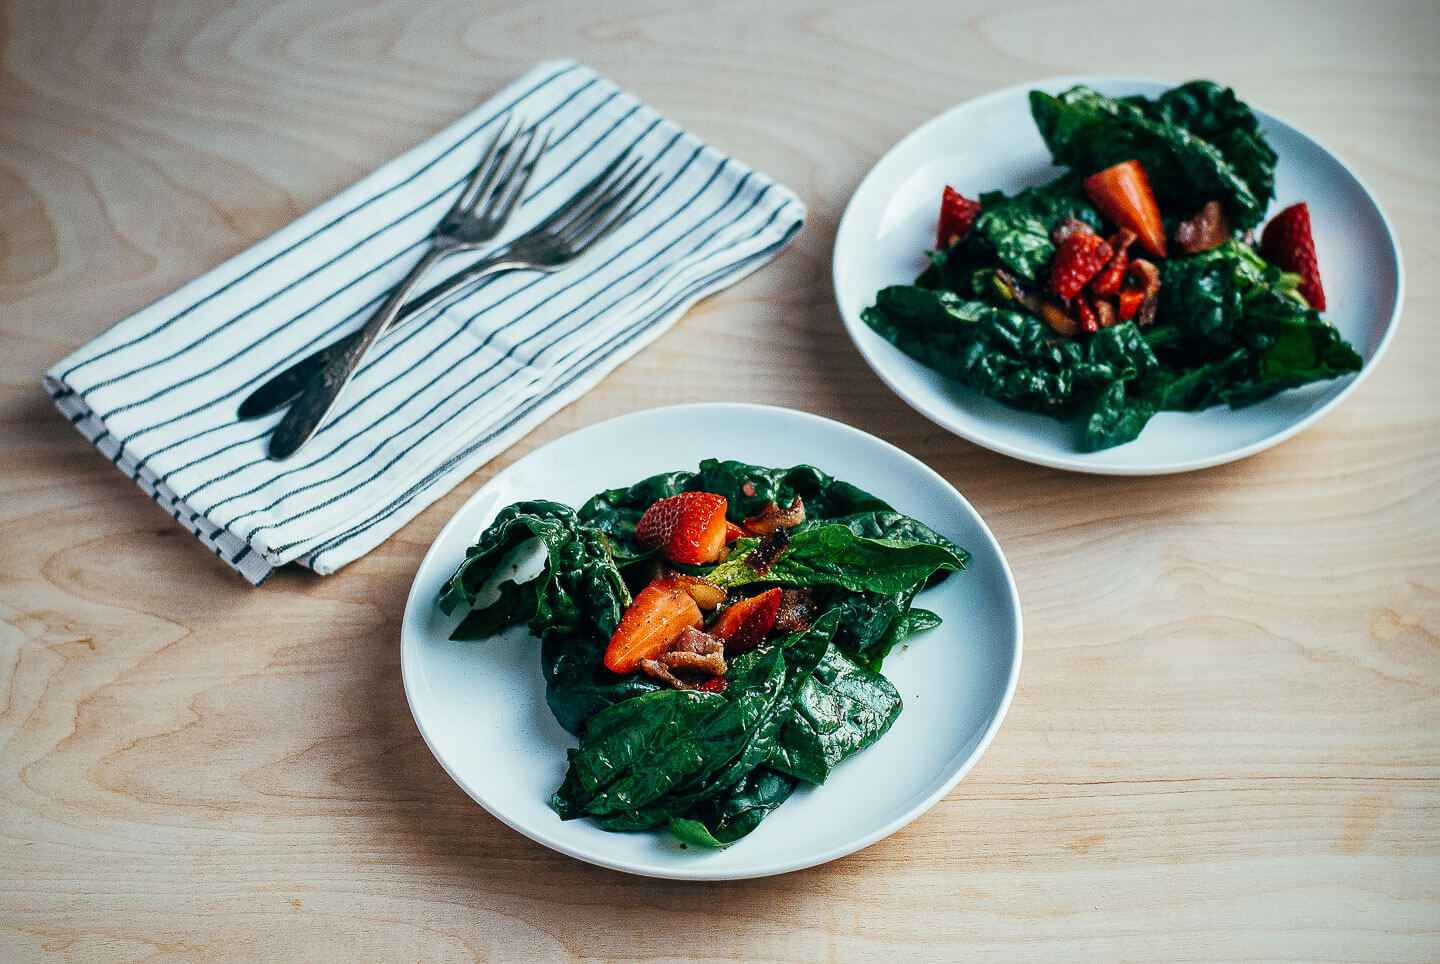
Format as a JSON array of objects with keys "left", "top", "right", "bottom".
[
  {"left": 400, "top": 401, "right": 1023, "bottom": 880},
  {"left": 832, "top": 74, "right": 1406, "bottom": 475}
]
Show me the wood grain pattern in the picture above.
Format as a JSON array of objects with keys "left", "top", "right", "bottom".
[{"left": 3, "top": 0, "right": 1439, "bottom": 958}]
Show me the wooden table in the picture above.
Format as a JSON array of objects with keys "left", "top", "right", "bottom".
[{"left": 4, "top": 0, "right": 1438, "bottom": 958}]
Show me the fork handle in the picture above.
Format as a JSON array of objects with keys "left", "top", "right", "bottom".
[
  {"left": 238, "top": 251, "right": 521, "bottom": 421},
  {"left": 266, "top": 242, "right": 457, "bottom": 460}
]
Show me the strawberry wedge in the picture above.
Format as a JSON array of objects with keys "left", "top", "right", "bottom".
[
  {"left": 709, "top": 588, "right": 782, "bottom": 655},
  {"left": 1260, "top": 202, "right": 1326, "bottom": 310},
  {"left": 1083, "top": 160, "right": 1168, "bottom": 258},
  {"left": 636, "top": 492, "right": 729, "bottom": 565},
  {"left": 603, "top": 579, "right": 703, "bottom": 674}
]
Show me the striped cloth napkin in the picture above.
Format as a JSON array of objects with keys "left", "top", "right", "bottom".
[{"left": 44, "top": 60, "right": 806, "bottom": 584}]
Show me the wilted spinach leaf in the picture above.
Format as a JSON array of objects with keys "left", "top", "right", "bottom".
[
  {"left": 438, "top": 501, "right": 630, "bottom": 642},
  {"left": 541, "top": 630, "right": 661, "bottom": 736},
  {"left": 706, "top": 524, "right": 966, "bottom": 595},
  {"left": 1029, "top": 84, "right": 1270, "bottom": 229},
  {"left": 668, "top": 768, "right": 798, "bottom": 848},
  {"left": 766, "top": 642, "right": 903, "bottom": 785},
  {"left": 970, "top": 173, "right": 1103, "bottom": 279}
]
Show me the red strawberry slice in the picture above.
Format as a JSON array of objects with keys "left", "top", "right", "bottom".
[
  {"left": 709, "top": 587, "right": 782, "bottom": 655},
  {"left": 1048, "top": 230, "right": 1113, "bottom": 301},
  {"left": 1083, "top": 160, "right": 1168, "bottom": 258},
  {"left": 937, "top": 185, "right": 981, "bottom": 249},
  {"left": 1118, "top": 288, "right": 1145, "bottom": 321},
  {"left": 1260, "top": 202, "right": 1326, "bottom": 311},
  {"left": 635, "top": 492, "right": 729, "bottom": 565},
  {"left": 603, "top": 579, "right": 703, "bottom": 674},
  {"left": 1088, "top": 229, "right": 1136, "bottom": 298}
]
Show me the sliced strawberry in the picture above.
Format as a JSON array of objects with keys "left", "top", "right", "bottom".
[
  {"left": 1260, "top": 202, "right": 1326, "bottom": 310},
  {"left": 635, "top": 492, "right": 729, "bottom": 565},
  {"left": 937, "top": 185, "right": 981, "bottom": 249},
  {"left": 1074, "top": 296, "right": 1099, "bottom": 333},
  {"left": 1117, "top": 288, "right": 1144, "bottom": 321},
  {"left": 1048, "top": 230, "right": 1113, "bottom": 301},
  {"left": 1083, "top": 160, "right": 1167, "bottom": 258},
  {"left": 709, "top": 587, "right": 782, "bottom": 655},
  {"left": 1088, "top": 229, "right": 1136, "bottom": 297},
  {"left": 724, "top": 521, "right": 746, "bottom": 543},
  {"left": 697, "top": 676, "right": 728, "bottom": 693},
  {"left": 603, "top": 579, "right": 703, "bottom": 674}
]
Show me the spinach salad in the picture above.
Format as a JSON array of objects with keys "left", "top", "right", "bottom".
[
  {"left": 437, "top": 460, "right": 968, "bottom": 848},
  {"left": 862, "top": 81, "right": 1363, "bottom": 451}
]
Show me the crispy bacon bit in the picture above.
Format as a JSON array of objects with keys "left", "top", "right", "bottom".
[
  {"left": 671, "top": 626, "right": 724, "bottom": 656},
  {"left": 743, "top": 496, "right": 805, "bottom": 535},
  {"left": 638, "top": 658, "right": 692, "bottom": 689},
  {"left": 1049, "top": 216, "right": 1093, "bottom": 247},
  {"left": 1173, "top": 200, "right": 1230, "bottom": 255},
  {"left": 1126, "top": 258, "right": 1162, "bottom": 327},
  {"left": 1093, "top": 297, "right": 1116, "bottom": 329},
  {"left": 774, "top": 588, "right": 817, "bottom": 634},
  {"left": 637, "top": 627, "right": 728, "bottom": 690},
  {"left": 741, "top": 481, "right": 757, "bottom": 497},
  {"left": 1038, "top": 298, "right": 1080, "bottom": 337},
  {"left": 661, "top": 650, "right": 727, "bottom": 673},
  {"left": 745, "top": 527, "right": 790, "bottom": 575},
  {"left": 996, "top": 269, "right": 1077, "bottom": 337}
]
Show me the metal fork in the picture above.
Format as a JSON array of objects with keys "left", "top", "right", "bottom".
[
  {"left": 259, "top": 116, "right": 549, "bottom": 459},
  {"left": 259, "top": 154, "right": 659, "bottom": 458}
]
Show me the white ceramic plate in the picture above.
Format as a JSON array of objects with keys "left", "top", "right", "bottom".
[
  {"left": 401, "top": 403, "right": 1022, "bottom": 879},
  {"left": 833, "top": 76, "right": 1404, "bottom": 474}
]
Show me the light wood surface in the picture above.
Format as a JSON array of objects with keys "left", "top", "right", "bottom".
[{"left": 4, "top": 0, "right": 1438, "bottom": 959}]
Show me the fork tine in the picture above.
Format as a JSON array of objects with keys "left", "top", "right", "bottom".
[
  {"left": 522, "top": 152, "right": 635, "bottom": 236},
  {"left": 546, "top": 156, "right": 645, "bottom": 238},
  {"left": 558, "top": 166, "right": 656, "bottom": 249},
  {"left": 570, "top": 171, "right": 662, "bottom": 250},
  {"left": 468, "top": 124, "right": 534, "bottom": 214},
  {"left": 447, "top": 114, "right": 518, "bottom": 218},
  {"left": 481, "top": 126, "right": 549, "bottom": 224}
]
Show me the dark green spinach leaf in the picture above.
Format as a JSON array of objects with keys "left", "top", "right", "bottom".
[
  {"left": 438, "top": 501, "right": 630, "bottom": 642},
  {"left": 1029, "top": 84, "right": 1270, "bottom": 229},
  {"left": 706, "top": 525, "right": 966, "bottom": 595}
]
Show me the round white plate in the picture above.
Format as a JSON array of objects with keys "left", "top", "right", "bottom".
[
  {"left": 401, "top": 403, "right": 1022, "bottom": 879},
  {"left": 833, "top": 76, "right": 1404, "bottom": 474}
]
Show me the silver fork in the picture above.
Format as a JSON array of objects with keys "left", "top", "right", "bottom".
[
  {"left": 259, "top": 116, "right": 545, "bottom": 460},
  {"left": 265, "top": 153, "right": 659, "bottom": 459}
]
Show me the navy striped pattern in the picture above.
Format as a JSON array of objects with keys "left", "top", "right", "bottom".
[{"left": 43, "top": 61, "right": 806, "bottom": 584}]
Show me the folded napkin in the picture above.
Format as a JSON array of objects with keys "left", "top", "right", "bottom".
[{"left": 45, "top": 60, "right": 806, "bottom": 584}]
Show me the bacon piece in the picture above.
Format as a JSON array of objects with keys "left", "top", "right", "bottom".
[
  {"left": 659, "top": 650, "right": 727, "bottom": 675},
  {"left": 671, "top": 625, "right": 724, "bottom": 656},
  {"left": 1125, "top": 258, "right": 1162, "bottom": 328},
  {"left": 742, "top": 496, "right": 805, "bottom": 535},
  {"left": 745, "top": 527, "right": 790, "bottom": 575},
  {"left": 1093, "top": 297, "right": 1116, "bottom": 329},
  {"left": 1173, "top": 201, "right": 1230, "bottom": 255},
  {"left": 773, "top": 588, "right": 817, "bottom": 634},
  {"left": 637, "top": 627, "right": 728, "bottom": 690},
  {"left": 638, "top": 658, "right": 691, "bottom": 689},
  {"left": 1049, "top": 216, "right": 1094, "bottom": 247}
]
